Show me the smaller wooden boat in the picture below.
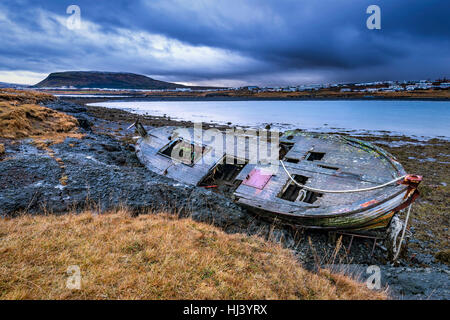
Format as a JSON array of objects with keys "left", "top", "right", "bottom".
[{"left": 133, "top": 123, "right": 421, "bottom": 233}]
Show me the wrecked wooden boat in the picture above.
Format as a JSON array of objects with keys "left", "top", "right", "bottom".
[{"left": 133, "top": 122, "right": 421, "bottom": 232}]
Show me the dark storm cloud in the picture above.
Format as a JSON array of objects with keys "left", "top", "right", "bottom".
[{"left": 0, "top": 0, "right": 448, "bottom": 85}]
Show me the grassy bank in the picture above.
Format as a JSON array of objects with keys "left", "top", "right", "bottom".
[
  {"left": 0, "top": 211, "right": 385, "bottom": 300},
  {"left": 0, "top": 89, "right": 81, "bottom": 145},
  {"left": 0, "top": 88, "right": 55, "bottom": 104}
]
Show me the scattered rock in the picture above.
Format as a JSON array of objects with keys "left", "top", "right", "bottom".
[
  {"left": 435, "top": 250, "right": 450, "bottom": 264},
  {"left": 75, "top": 114, "right": 93, "bottom": 130},
  {"left": 101, "top": 143, "right": 121, "bottom": 152},
  {"left": 45, "top": 100, "right": 87, "bottom": 113}
]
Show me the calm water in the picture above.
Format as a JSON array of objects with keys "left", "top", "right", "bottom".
[{"left": 88, "top": 100, "right": 450, "bottom": 138}]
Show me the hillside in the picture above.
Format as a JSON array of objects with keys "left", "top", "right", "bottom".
[
  {"left": 0, "top": 210, "right": 386, "bottom": 300},
  {"left": 34, "top": 71, "right": 188, "bottom": 90}
]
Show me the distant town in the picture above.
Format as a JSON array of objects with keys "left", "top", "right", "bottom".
[
  {"left": 239, "top": 79, "right": 450, "bottom": 93},
  {"left": 1, "top": 74, "right": 448, "bottom": 100},
  {"left": 26, "top": 78, "right": 450, "bottom": 93}
]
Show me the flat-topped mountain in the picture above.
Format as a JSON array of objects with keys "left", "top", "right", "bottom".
[{"left": 34, "top": 71, "right": 188, "bottom": 89}]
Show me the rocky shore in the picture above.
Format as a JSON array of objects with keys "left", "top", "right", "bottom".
[{"left": 0, "top": 98, "right": 448, "bottom": 299}]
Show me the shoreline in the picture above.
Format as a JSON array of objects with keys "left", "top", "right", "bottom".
[
  {"left": 87, "top": 103, "right": 450, "bottom": 141},
  {"left": 81, "top": 97, "right": 450, "bottom": 141},
  {"left": 59, "top": 95, "right": 450, "bottom": 102}
]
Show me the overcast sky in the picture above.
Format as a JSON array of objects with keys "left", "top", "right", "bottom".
[{"left": 0, "top": 0, "right": 448, "bottom": 86}]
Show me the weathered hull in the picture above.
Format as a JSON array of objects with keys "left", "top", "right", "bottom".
[
  {"left": 134, "top": 126, "right": 421, "bottom": 231},
  {"left": 237, "top": 188, "right": 417, "bottom": 230}
]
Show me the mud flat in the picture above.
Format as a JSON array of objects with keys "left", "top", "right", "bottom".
[{"left": 0, "top": 98, "right": 448, "bottom": 299}]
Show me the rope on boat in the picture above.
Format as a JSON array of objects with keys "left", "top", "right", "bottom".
[
  {"left": 280, "top": 159, "right": 414, "bottom": 261},
  {"left": 280, "top": 159, "right": 407, "bottom": 194},
  {"left": 392, "top": 203, "right": 413, "bottom": 261}
]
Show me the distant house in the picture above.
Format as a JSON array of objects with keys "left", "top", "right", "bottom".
[
  {"left": 415, "top": 82, "right": 432, "bottom": 90},
  {"left": 244, "top": 86, "right": 259, "bottom": 92},
  {"left": 299, "top": 84, "right": 321, "bottom": 91},
  {"left": 340, "top": 88, "right": 351, "bottom": 92},
  {"left": 175, "top": 88, "right": 192, "bottom": 92},
  {"left": 389, "top": 85, "right": 404, "bottom": 91},
  {"left": 281, "top": 87, "right": 297, "bottom": 92}
]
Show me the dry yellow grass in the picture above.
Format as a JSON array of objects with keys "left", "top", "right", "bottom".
[
  {"left": 0, "top": 211, "right": 386, "bottom": 300},
  {"left": 0, "top": 89, "right": 83, "bottom": 153},
  {"left": 0, "top": 101, "right": 80, "bottom": 141},
  {"left": 0, "top": 88, "right": 55, "bottom": 104}
]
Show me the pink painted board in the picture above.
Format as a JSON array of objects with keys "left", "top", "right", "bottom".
[{"left": 242, "top": 169, "right": 272, "bottom": 189}]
